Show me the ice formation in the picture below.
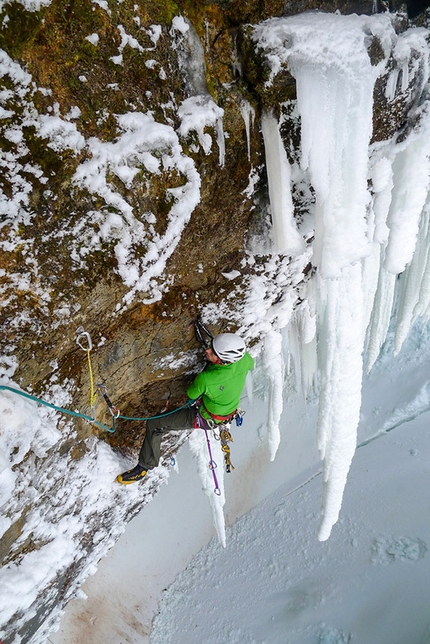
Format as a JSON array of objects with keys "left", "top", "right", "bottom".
[
  {"left": 188, "top": 428, "right": 227, "bottom": 547},
  {"left": 239, "top": 98, "right": 255, "bottom": 162},
  {"left": 254, "top": 12, "right": 430, "bottom": 540},
  {"left": 261, "top": 110, "right": 306, "bottom": 255}
]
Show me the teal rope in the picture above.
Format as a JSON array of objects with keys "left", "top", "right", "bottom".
[
  {"left": 0, "top": 385, "right": 194, "bottom": 433},
  {"left": 0, "top": 385, "right": 115, "bottom": 433},
  {"left": 118, "top": 401, "right": 193, "bottom": 422}
]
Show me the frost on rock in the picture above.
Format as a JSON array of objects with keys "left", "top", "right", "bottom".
[
  {"left": 73, "top": 111, "right": 201, "bottom": 305},
  {"left": 178, "top": 95, "right": 225, "bottom": 166},
  {"left": 0, "top": 382, "right": 172, "bottom": 642},
  {"left": 172, "top": 15, "right": 225, "bottom": 167}
]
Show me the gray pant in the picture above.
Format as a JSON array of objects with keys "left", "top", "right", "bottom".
[{"left": 138, "top": 406, "right": 197, "bottom": 470}]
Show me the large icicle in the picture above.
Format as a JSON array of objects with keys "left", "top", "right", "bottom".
[
  {"left": 287, "top": 14, "right": 380, "bottom": 540},
  {"left": 261, "top": 110, "right": 306, "bottom": 256},
  {"left": 316, "top": 264, "right": 369, "bottom": 541},
  {"left": 255, "top": 13, "right": 384, "bottom": 273}
]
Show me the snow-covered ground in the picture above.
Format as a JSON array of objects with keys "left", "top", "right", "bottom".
[{"left": 49, "top": 321, "right": 430, "bottom": 644}]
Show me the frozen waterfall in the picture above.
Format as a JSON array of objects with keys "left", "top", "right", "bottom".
[{"left": 255, "top": 12, "right": 430, "bottom": 540}]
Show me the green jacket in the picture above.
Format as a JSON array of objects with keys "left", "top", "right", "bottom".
[{"left": 187, "top": 352, "right": 254, "bottom": 418}]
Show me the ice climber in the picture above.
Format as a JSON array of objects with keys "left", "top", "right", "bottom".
[{"left": 116, "top": 333, "right": 254, "bottom": 484}]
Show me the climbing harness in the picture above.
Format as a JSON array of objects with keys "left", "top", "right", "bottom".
[{"left": 192, "top": 394, "right": 246, "bottom": 480}]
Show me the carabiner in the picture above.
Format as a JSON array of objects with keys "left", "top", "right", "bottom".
[{"left": 76, "top": 326, "right": 93, "bottom": 351}]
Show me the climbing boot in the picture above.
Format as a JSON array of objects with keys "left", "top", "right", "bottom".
[{"left": 116, "top": 465, "right": 147, "bottom": 484}]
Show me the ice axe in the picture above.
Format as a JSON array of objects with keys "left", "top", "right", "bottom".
[{"left": 190, "top": 316, "right": 214, "bottom": 349}]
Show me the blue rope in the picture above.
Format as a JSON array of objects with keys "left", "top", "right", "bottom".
[{"left": 0, "top": 384, "right": 194, "bottom": 434}]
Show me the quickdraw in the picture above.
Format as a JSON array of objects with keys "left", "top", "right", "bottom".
[
  {"left": 75, "top": 328, "right": 120, "bottom": 432},
  {"left": 75, "top": 326, "right": 97, "bottom": 421}
]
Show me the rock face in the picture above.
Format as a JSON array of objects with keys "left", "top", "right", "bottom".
[{"left": 0, "top": 1, "right": 429, "bottom": 642}]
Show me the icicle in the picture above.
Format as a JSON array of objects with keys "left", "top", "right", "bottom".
[
  {"left": 253, "top": 12, "right": 430, "bottom": 540},
  {"left": 369, "top": 156, "right": 393, "bottom": 245},
  {"left": 261, "top": 110, "right": 305, "bottom": 256},
  {"left": 385, "top": 68, "right": 400, "bottom": 101},
  {"left": 413, "top": 203, "right": 430, "bottom": 323},
  {"left": 239, "top": 99, "right": 256, "bottom": 162},
  {"left": 245, "top": 370, "right": 254, "bottom": 407},
  {"left": 259, "top": 14, "right": 380, "bottom": 539},
  {"left": 365, "top": 249, "right": 396, "bottom": 372},
  {"left": 384, "top": 107, "right": 430, "bottom": 276},
  {"left": 262, "top": 329, "right": 284, "bottom": 461},
  {"left": 293, "top": 48, "right": 374, "bottom": 277},
  {"left": 287, "top": 302, "right": 318, "bottom": 398},
  {"left": 361, "top": 243, "right": 383, "bottom": 332},
  {"left": 188, "top": 429, "right": 226, "bottom": 547},
  {"left": 394, "top": 203, "right": 430, "bottom": 352},
  {"left": 215, "top": 115, "right": 225, "bottom": 168}
]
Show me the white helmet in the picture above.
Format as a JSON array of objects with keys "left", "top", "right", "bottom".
[{"left": 212, "top": 333, "right": 246, "bottom": 363}]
